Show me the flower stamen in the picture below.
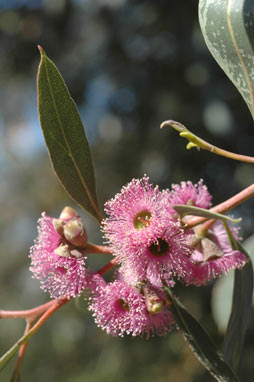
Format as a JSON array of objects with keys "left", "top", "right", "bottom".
[{"left": 133, "top": 210, "right": 152, "bottom": 229}]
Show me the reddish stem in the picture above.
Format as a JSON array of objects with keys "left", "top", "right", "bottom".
[
  {"left": 0, "top": 298, "right": 69, "bottom": 373},
  {"left": 0, "top": 299, "right": 56, "bottom": 320},
  {"left": 201, "top": 219, "right": 216, "bottom": 232},
  {"left": 186, "top": 184, "right": 254, "bottom": 228},
  {"left": 27, "top": 297, "right": 68, "bottom": 334},
  {"left": 97, "top": 258, "right": 118, "bottom": 275},
  {"left": 211, "top": 184, "right": 254, "bottom": 213},
  {"left": 194, "top": 219, "right": 216, "bottom": 237}
]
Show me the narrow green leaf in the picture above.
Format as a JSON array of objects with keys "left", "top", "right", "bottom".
[
  {"left": 199, "top": 0, "right": 254, "bottom": 120},
  {"left": 165, "top": 286, "right": 239, "bottom": 382},
  {"left": 224, "top": 240, "right": 253, "bottom": 370},
  {"left": 173, "top": 204, "right": 241, "bottom": 223},
  {"left": 37, "top": 46, "right": 102, "bottom": 222}
]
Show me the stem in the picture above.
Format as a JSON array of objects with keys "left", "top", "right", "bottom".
[
  {"left": 186, "top": 184, "right": 254, "bottom": 228},
  {"left": 0, "top": 299, "right": 56, "bottom": 319},
  {"left": 11, "top": 320, "right": 32, "bottom": 382},
  {"left": 194, "top": 219, "right": 216, "bottom": 237},
  {"left": 97, "top": 258, "right": 118, "bottom": 275},
  {"left": 201, "top": 219, "right": 216, "bottom": 232},
  {"left": 86, "top": 243, "right": 112, "bottom": 254},
  {"left": 161, "top": 120, "right": 254, "bottom": 163},
  {"left": 0, "top": 298, "right": 68, "bottom": 372},
  {"left": 211, "top": 184, "right": 254, "bottom": 214}
]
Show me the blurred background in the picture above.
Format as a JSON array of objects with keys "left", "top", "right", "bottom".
[{"left": 0, "top": 0, "right": 253, "bottom": 381}]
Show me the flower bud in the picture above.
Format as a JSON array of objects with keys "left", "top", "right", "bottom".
[
  {"left": 54, "top": 243, "right": 70, "bottom": 257},
  {"left": 70, "top": 249, "right": 83, "bottom": 259},
  {"left": 53, "top": 218, "right": 65, "bottom": 236},
  {"left": 142, "top": 285, "right": 166, "bottom": 315},
  {"left": 59, "top": 206, "right": 78, "bottom": 220},
  {"left": 147, "top": 299, "right": 165, "bottom": 314},
  {"left": 63, "top": 218, "right": 87, "bottom": 248}
]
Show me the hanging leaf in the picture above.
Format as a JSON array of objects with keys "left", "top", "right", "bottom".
[
  {"left": 199, "top": 0, "right": 254, "bottom": 119},
  {"left": 37, "top": 47, "right": 102, "bottom": 222},
  {"left": 173, "top": 204, "right": 241, "bottom": 223},
  {"left": 164, "top": 286, "right": 239, "bottom": 382},
  {"left": 224, "top": 240, "right": 253, "bottom": 371}
]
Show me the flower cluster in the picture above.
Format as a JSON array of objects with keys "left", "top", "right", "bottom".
[
  {"left": 29, "top": 176, "right": 247, "bottom": 338},
  {"left": 102, "top": 176, "right": 246, "bottom": 287}
]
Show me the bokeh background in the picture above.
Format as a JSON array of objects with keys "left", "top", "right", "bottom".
[{"left": 0, "top": 0, "right": 254, "bottom": 381}]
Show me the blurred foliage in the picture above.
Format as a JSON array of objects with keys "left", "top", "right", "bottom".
[{"left": 0, "top": 0, "right": 253, "bottom": 381}]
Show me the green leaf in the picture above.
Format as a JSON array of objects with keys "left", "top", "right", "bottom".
[
  {"left": 173, "top": 204, "right": 241, "bottom": 223},
  {"left": 199, "top": 0, "right": 254, "bottom": 119},
  {"left": 37, "top": 46, "right": 102, "bottom": 222},
  {"left": 224, "top": 241, "right": 253, "bottom": 371},
  {"left": 164, "top": 286, "right": 239, "bottom": 382}
]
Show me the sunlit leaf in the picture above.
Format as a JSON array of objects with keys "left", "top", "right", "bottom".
[
  {"left": 173, "top": 204, "right": 241, "bottom": 223},
  {"left": 224, "top": 238, "right": 253, "bottom": 370},
  {"left": 165, "top": 286, "right": 239, "bottom": 382},
  {"left": 199, "top": 0, "right": 254, "bottom": 119},
  {"left": 37, "top": 47, "right": 102, "bottom": 222}
]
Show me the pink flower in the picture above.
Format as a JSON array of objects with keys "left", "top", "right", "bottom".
[
  {"left": 145, "top": 308, "right": 174, "bottom": 337},
  {"left": 102, "top": 176, "right": 172, "bottom": 252},
  {"left": 102, "top": 176, "right": 192, "bottom": 286},
  {"left": 88, "top": 280, "right": 148, "bottom": 337},
  {"left": 29, "top": 213, "right": 87, "bottom": 299},
  {"left": 88, "top": 280, "right": 174, "bottom": 338},
  {"left": 184, "top": 222, "right": 247, "bottom": 286},
  {"left": 111, "top": 223, "right": 191, "bottom": 287},
  {"left": 168, "top": 180, "right": 212, "bottom": 217}
]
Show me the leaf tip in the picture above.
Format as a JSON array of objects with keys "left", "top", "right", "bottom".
[
  {"left": 186, "top": 142, "right": 198, "bottom": 150},
  {"left": 160, "top": 120, "right": 186, "bottom": 133},
  {"left": 37, "top": 45, "right": 46, "bottom": 58}
]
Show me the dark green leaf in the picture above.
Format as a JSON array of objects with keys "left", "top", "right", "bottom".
[
  {"left": 199, "top": 0, "right": 254, "bottom": 119},
  {"left": 37, "top": 47, "right": 102, "bottom": 222},
  {"left": 164, "top": 286, "right": 239, "bottom": 382},
  {"left": 173, "top": 204, "right": 241, "bottom": 223},
  {"left": 224, "top": 240, "right": 253, "bottom": 370}
]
